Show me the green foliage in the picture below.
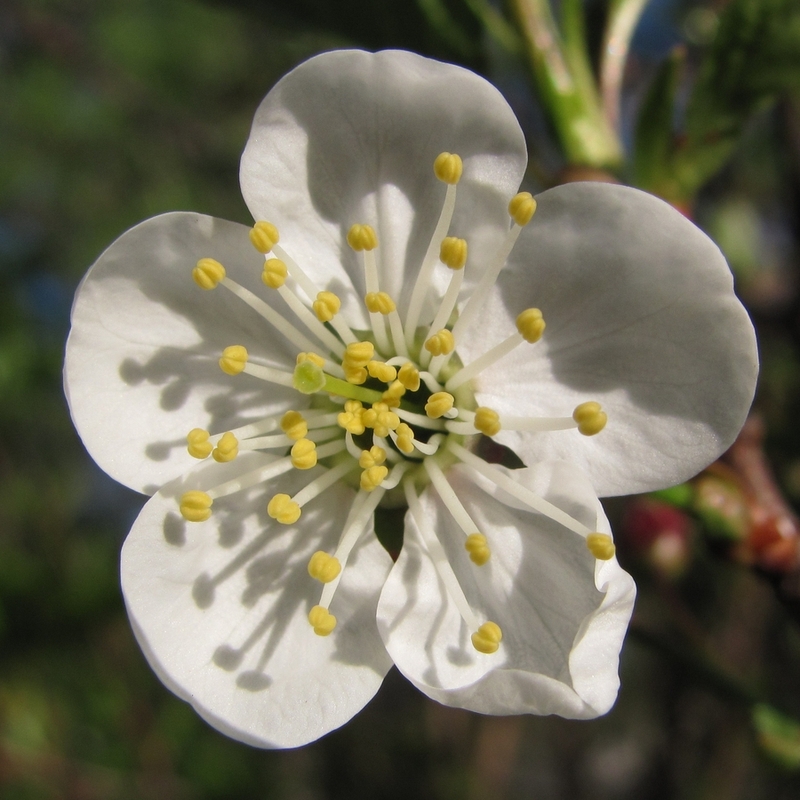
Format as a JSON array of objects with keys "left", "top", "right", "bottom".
[{"left": 636, "top": 0, "right": 800, "bottom": 201}]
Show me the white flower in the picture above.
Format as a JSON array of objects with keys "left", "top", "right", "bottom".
[{"left": 64, "top": 50, "right": 757, "bottom": 748}]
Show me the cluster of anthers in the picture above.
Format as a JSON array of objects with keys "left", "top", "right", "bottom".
[{"left": 179, "top": 152, "right": 613, "bottom": 654}]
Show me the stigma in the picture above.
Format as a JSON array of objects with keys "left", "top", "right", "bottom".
[{"left": 178, "top": 152, "right": 615, "bottom": 656}]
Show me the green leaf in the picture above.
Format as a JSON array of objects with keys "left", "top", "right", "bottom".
[
  {"left": 675, "top": 0, "right": 800, "bottom": 199},
  {"left": 752, "top": 704, "right": 800, "bottom": 770},
  {"left": 633, "top": 45, "right": 684, "bottom": 200}
]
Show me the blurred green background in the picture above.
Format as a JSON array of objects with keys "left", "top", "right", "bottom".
[{"left": 3, "top": 0, "right": 800, "bottom": 797}]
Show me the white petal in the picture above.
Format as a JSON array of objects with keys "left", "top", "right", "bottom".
[
  {"left": 458, "top": 183, "right": 758, "bottom": 496},
  {"left": 377, "top": 461, "right": 635, "bottom": 717},
  {"left": 122, "top": 453, "right": 393, "bottom": 749},
  {"left": 240, "top": 49, "right": 527, "bottom": 325},
  {"left": 65, "top": 212, "right": 302, "bottom": 493}
]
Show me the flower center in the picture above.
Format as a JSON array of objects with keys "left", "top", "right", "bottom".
[{"left": 180, "top": 152, "right": 614, "bottom": 654}]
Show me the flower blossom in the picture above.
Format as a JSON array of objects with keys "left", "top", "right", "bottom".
[{"left": 64, "top": 50, "right": 758, "bottom": 748}]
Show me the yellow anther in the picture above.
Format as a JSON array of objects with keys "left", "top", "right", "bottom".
[
  {"left": 212, "top": 431, "right": 239, "bottom": 463},
  {"left": 187, "top": 428, "right": 213, "bottom": 459},
  {"left": 267, "top": 493, "right": 301, "bottom": 525},
  {"left": 343, "top": 364, "right": 367, "bottom": 385},
  {"left": 307, "top": 551, "right": 342, "bottom": 584},
  {"left": 308, "top": 605, "right": 337, "bottom": 636},
  {"left": 425, "top": 391, "right": 455, "bottom": 419},
  {"left": 474, "top": 407, "right": 501, "bottom": 437},
  {"left": 424, "top": 329, "right": 455, "bottom": 357},
  {"left": 395, "top": 422, "right": 415, "bottom": 454},
  {"left": 359, "top": 446, "right": 387, "bottom": 469},
  {"left": 219, "top": 345, "right": 248, "bottom": 375},
  {"left": 364, "top": 291, "right": 396, "bottom": 315},
  {"left": 346, "top": 224, "right": 378, "bottom": 252},
  {"left": 471, "top": 621, "right": 503, "bottom": 654},
  {"left": 313, "top": 291, "right": 341, "bottom": 322},
  {"left": 291, "top": 438, "right": 317, "bottom": 470},
  {"left": 296, "top": 352, "right": 325, "bottom": 368},
  {"left": 337, "top": 401, "right": 366, "bottom": 435},
  {"left": 573, "top": 401, "right": 607, "bottom": 436},
  {"left": 281, "top": 410, "right": 308, "bottom": 440},
  {"left": 249, "top": 220, "right": 280, "bottom": 253},
  {"left": 179, "top": 491, "right": 213, "bottom": 523},
  {"left": 344, "top": 341, "right": 375, "bottom": 367},
  {"left": 586, "top": 532, "right": 616, "bottom": 560},
  {"left": 516, "top": 308, "right": 545, "bottom": 343},
  {"left": 508, "top": 192, "right": 537, "bottom": 226},
  {"left": 262, "top": 257, "right": 287, "bottom": 289},
  {"left": 398, "top": 362, "right": 421, "bottom": 392},
  {"left": 433, "top": 151, "right": 463, "bottom": 185},
  {"left": 465, "top": 533, "right": 491, "bottom": 565},
  {"left": 362, "top": 403, "right": 400, "bottom": 437},
  {"left": 192, "top": 258, "right": 226, "bottom": 290},
  {"left": 381, "top": 379, "right": 406, "bottom": 407},
  {"left": 360, "top": 465, "right": 389, "bottom": 492},
  {"left": 368, "top": 361, "right": 397, "bottom": 384},
  {"left": 439, "top": 237, "right": 468, "bottom": 270}
]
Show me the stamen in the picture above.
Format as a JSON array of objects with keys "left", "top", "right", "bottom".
[
  {"left": 308, "top": 605, "right": 337, "bottom": 636},
  {"left": 275, "top": 280, "right": 346, "bottom": 359},
  {"left": 339, "top": 401, "right": 366, "bottom": 436},
  {"left": 419, "top": 239, "right": 466, "bottom": 369},
  {"left": 268, "top": 238, "right": 358, "bottom": 345},
  {"left": 316, "top": 487, "right": 387, "bottom": 618},
  {"left": 424, "top": 329, "right": 455, "bottom": 358},
  {"left": 307, "top": 551, "right": 342, "bottom": 583},
  {"left": 424, "top": 458, "right": 491, "bottom": 564},
  {"left": 212, "top": 272, "right": 320, "bottom": 355},
  {"left": 219, "top": 345, "right": 248, "bottom": 375},
  {"left": 358, "top": 446, "right": 387, "bottom": 469},
  {"left": 573, "top": 402, "right": 608, "bottom": 436},
  {"left": 418, "top": 371, "right": 444, "bottom": 393},
  {"left": 391, "top": 423, "right": 416, "bottom": 455},
  {"left": 268, "top": 493, "right": 301, "bottom": 524},
  {"left": 378, "top": 460, "right": 411, "bottom": 489},
  {"left": 236, "top": 427, "right": 336, "bottom": 453},
  {"left": 474, "top": 407, "right": 501, "bottom": 436},
  {"left": 313, "top": 291, "right": 340, "bottom": 322},
  {"left": 394, "top": 407, "right": 446, "bottom": 432},
  {"left": 445, "top": 308, "right": 544, "bottom": 391},
  {"left": 290, "top": 438, "right": 317, "bottom": 470},
  {"left": 464, "top": 534, "right": 491, "bottom": 566},
  {"left": 500, "top": 401, "right": 607, "bottom": 435},
  {"left": 218, "top": 345, "right": 296, "bottom": 387},
  {"left": 448, "top": 441, "right": 591, "bottom": 537},
  {"left": 192, "top": 258, "right": 226, "bottom": 289},
  {"left": 281, "top": 410, "right": 308, "bottom": 440},
  {"left": 360, "top": 465, "right": 389, "bottom": 491},
  {"left": 448, "top": 195, "right": 538, "bottom": 356},
  {"left": 404, "top": 153, "right": 462, "bottom": 347},
  {"left": 367, "top": 361, "right": 397, "bottom": 383},
  {"left": 179, "top": 490, "right": 213, "bottom": 522},
  {"left": 212, "top": 432, "right": 239, "bottom": 463},
  {"left": 362, "top": 403, "right": 400, "bottom": 438},
  {"left": 404, "top": 477, "right": 499, "bottom": 653},
  {"left": 187, "top": 428, "right": 213, "bottom": 459},
  {"left": 586, "top": 533, "right": 616, "bottom": 560},
  {"left": 249, "top": 221, "right": 280, "bottom": 253},
  {"left": 290, "top": 459, "right": 359, "bottom": 513},
  {"left": 425, "top": 392, "right": 455, "bottom": 419},
  {"left": 397, "top": 362, "right": 421, "bottom": 392},
  {"left": 472, "top": 622, "right": 503, "bottom": 654},
  {"left": 346, "top": 223, "right": 392, "bottom": 353}
]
